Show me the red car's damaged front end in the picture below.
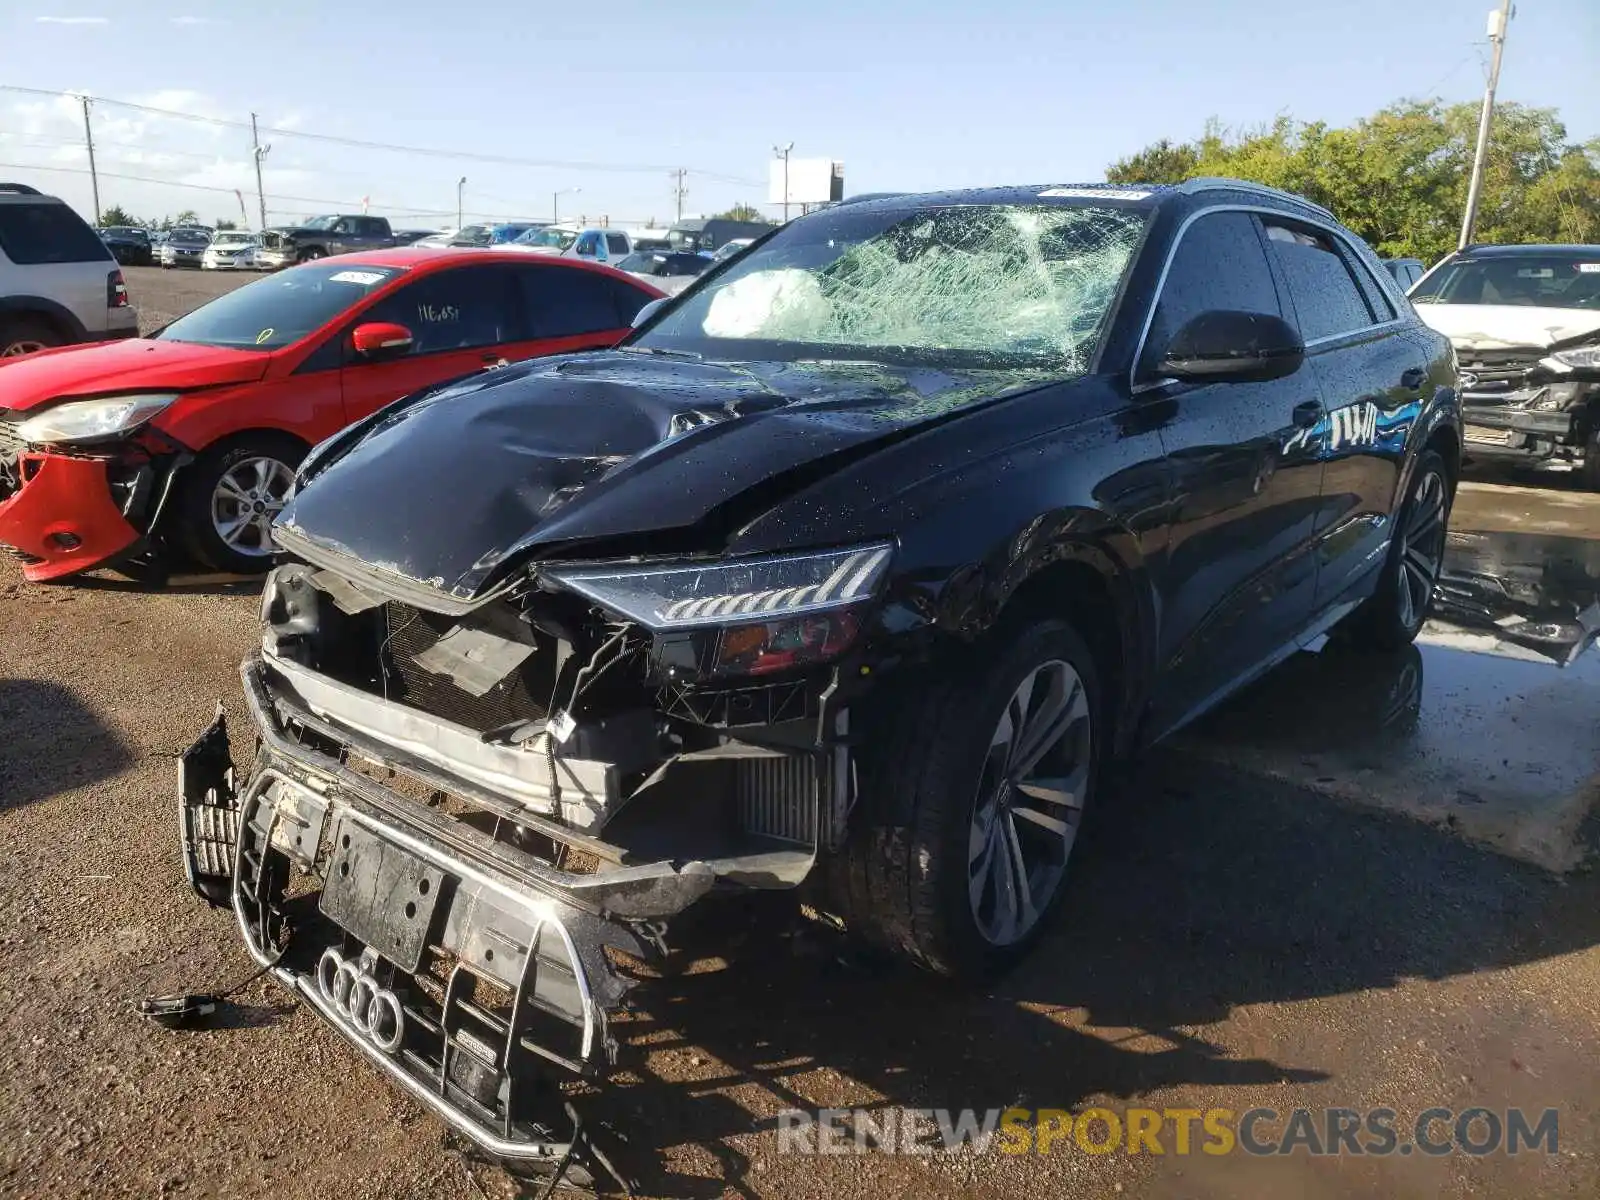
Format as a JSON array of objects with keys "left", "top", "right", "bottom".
[{"left": 0, "top": 340, "right": 270, "bottom": 580}]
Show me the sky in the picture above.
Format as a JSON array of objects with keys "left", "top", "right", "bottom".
[{"left": 2, "top": 0, "right": 1596, "bottom": 233}]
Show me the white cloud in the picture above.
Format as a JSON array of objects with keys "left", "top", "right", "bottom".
[
  {"left": 35, "top": 16, "right": 110, "bottom": 25},
  {"left": 169, "top": 16, "right": 221, "bottom": 26}
]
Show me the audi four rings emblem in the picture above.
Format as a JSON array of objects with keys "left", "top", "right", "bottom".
[{"left": 317, "top": 949, "right": 405, "bottom": 1053}]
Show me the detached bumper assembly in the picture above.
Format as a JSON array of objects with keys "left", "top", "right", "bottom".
[{"left": 176, "top": 660, "right": 684, "bottom": 1175}]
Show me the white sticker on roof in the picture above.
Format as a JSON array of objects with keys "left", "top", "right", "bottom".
[
  {"left": 1578, "top": 263, "right": 1600, "bottom": 273},
  {"left": 1038, "top": 187, "right": 1152, "bottom": 201},
  {"left": 327, "top": 270, "right": 389, "bottom": 286}
]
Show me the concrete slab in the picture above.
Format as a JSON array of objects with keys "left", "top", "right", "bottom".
[{"left": 1175, "top": 490, "right": 1600, "bottom": 873}]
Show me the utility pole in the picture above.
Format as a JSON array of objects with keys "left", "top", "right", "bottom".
[
  {"left": 250, "top": 113, "right": 269, "bottom": 232},
  {"left": 80, "top": 95, "right": 100, "bottom": 225},
  {"left": 1460, "top": 0, "right": 1513, "bottom": 250},
  {"left": 670, "top": 169, "right": 688, "bottom": 223},
  {"left": 773, "top": 142, "right": 794, "bottom": 222},
  {"left": 457, "top": 176, "right": 467, "bottom": 229},
  {"left": 553, "top": 187, "right": 580, "bottom": 224}
]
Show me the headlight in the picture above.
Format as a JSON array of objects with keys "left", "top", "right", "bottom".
[
  {"left": 15, "top": 393, "right": 178, "bottom": 445},
  {"left": 1539, "top": 347, "right": 1600, "bottom": 373},
  {"left": 544, "top": 543, "right": 894, "bottom": 677}
]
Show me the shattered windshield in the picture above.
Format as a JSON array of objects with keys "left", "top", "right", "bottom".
[
  {"left": 634, "top": 203, "right": 1148, "bottom": 369},
  {"left": 1411, "top": 254, "right": 1600, "bottom": 309}
]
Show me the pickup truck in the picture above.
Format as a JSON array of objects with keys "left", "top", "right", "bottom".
[{"left": 255, "top": 215, "right": 400, "bottom": 269}]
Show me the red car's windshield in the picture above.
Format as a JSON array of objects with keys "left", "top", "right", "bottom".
[{"left": 155, "top": 263, "right": 404, "bottom": 350}]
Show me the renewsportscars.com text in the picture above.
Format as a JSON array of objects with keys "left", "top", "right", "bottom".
[{"left": 776, "top": 1106, "right": 1560, "bottom": 1157}]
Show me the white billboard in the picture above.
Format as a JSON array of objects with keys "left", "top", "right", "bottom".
[{"left": 769, "top": 158, "right": 843, "bottom": 206}]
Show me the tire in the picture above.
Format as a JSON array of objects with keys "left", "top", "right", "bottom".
[
  {"left": 825, "top": 618, "right": 1103, "bottom": 980},
  {"left": 1340, "top": 449, "right": 1452, "bottom": 650},
  {"left": 176, "top": 434, "right": 306, "bottom": 574},
  {"left": 0, "top": 316, "right": 61, "bottom": 358},
  {"left": 297, "top": 246, "right": 326, "bottom": 262},
  {"left": 1581, "top": 423, "right": 1600, "bottom": 492}
]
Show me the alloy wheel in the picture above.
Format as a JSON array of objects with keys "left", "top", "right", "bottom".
[
  {"left": 967, "top": 659, "right": 1092, "bottom": 946},
  {"left": 211, "top": 456, "right": 294, "bottom": 557},
  {"left": 0, "top": 340, "right": 47, "bottom": 357},
  {"left": 1397, "top": 469, "right": 1447, "bottom": 629}
]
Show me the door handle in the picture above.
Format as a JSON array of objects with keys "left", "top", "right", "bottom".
[
  {"left": 1292, "top": 401, "right": 1323, "bottom": 429},
  {"left": 1400, "top": 367, "right": 1427, "bottom": 389}
]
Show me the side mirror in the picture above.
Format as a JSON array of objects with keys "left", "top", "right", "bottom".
[
  {"left": 1155, "top": 310, "right": 1305, "bottom": 383},
  {"left": 631, "top": 297, "right": 668, "bottom": 328},
  {"left": 350, "top": 321, "right": 414, "bottom": 360}
]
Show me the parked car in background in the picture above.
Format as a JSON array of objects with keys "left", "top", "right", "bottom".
[
  {"left": 632, "top": 230, "right": 673, "bottom": 252},
  {"left": 1410, "top": 243, "right": 1600, "bottom": 487},
  {"left": 710, "top": 237, "right": 755, "bottom": 263},
  {"left": 0, "top": 249, "right": 662, "bottom": 579},
  {"left": 449, "top": 222, "right": 547, "bottom": 247},
  {"left": 99, "top": 226, "right": 154, "bottom": 266},
  {"left": 0, "top": 182, "right": 137, "bottom": 359},
  {"left": 665, "top": 216, "right": 776, "bottom": 253},
  {"left": 201, "top": 231, "right": 261, "bottom": 271},
  {"left": 1381, "top": 257, "right": 1425, "bottom": 289},
  {"left": 159, "top": 227, "right": 211, "bottom": 269},
  {"left": 255, "top": 215, "right": 400, "bottom": 269},
  {"left": 615, "top": 249, "right": 713, "bottom": 294},
  {"left": 172, "top": 181, "right": 1460, "bottom": 1162},
  {"left": 394, "top": 229, "right": 443, "bottom": 245},
  {"left": 510, "top": 225, "right": 633, "bottom": 267},
  {"left": 405, "top": 231, "right": 455, "bottom": 249}
]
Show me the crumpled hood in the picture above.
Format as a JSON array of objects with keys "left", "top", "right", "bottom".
[
  {"left": 0, "top": 338, "right": 271, "bottom": 412},
  {"left": 279, "top": 350, "right": 1048, "bottom": 600},
  {"left": 1414, "top": 303, "right": 1600, "bottom": 350}
]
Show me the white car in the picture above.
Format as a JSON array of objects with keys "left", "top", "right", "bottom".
[{"left": 201, "top": 233, "right": 261, "bottom": 271}]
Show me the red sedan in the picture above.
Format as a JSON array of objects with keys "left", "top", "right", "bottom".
[{"left": 0, "top": 249, "right": 662, "bottom": 580}]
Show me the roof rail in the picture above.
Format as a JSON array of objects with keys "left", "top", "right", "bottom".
[
  {"left": 1175, "top": 177, "right": 1335, "bottom": 221},
  {"left": 0, "top": 182, "right": 44, "bottom": 195}
]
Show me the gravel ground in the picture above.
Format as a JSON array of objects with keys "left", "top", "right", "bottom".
[
  {"left": 0, "top": 268, "right": 1596, "bottom": 1198},
  {"left": 124, "top": 265, "right": 252, "bottom": 333}
]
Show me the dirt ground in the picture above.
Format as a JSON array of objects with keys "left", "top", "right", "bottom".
[{"left": 0, "top": 268, "right": 1597, "bottom": 1199}]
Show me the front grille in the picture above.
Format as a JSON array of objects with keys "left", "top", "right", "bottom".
[
  {"left": 736, "top": 755, "right": 818, "bottom": 845},
  {"left": 1458, "top": 347, "right": 1543, "bottom": 399},
  {"left": 0, "top": 421, "right": 23, "bottom": 498},
  {"left": 383, "top": 602, "right": 553, "bottom": 732}
]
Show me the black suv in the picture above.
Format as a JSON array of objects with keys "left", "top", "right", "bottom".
[{"left": 179, "top": 179, "right": 1458, "bottom": 1162}]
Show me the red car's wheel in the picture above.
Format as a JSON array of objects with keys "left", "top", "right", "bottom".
[{"left": 177, "top": 434, "right": 306, "bottom": 574}]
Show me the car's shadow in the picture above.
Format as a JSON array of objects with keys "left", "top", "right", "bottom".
[
  {"left": 566, "top": 650, "right": 1600, "bottom": 1198},
  {"left": 0, "top": 677, "right": 135, "bottom": 811}
]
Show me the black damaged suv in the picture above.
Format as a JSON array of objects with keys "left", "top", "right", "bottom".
[{"left": 180, "top": 179, "right": 1458, "bottom": 1163}]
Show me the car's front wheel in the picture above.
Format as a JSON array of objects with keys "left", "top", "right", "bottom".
[
  {"left": 176, "top": 434, "right": 305, "bottom": 573},
  {"left": 827, "top": 618, "right": 1101, "bottom": 979},
  {"left": 1341, "top": 449, "right": 1452, "bottom": 650},
  {"left": 297, "top": 247, "right": 326, "bottom": 262}
]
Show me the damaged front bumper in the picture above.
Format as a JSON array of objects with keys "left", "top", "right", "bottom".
[
  {"left": 0, "top": 430, "right": 188, "bottom": 580},
  {"left": 179, "top": 646, "right": 837, "bottom": 1160},
  {"left": 1460, "top": 379, "right": 1599, "bottom": 461}
]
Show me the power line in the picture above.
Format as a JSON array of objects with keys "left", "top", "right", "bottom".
[{"left": 0, "top": 85, "right": 765, "bottom": 185}]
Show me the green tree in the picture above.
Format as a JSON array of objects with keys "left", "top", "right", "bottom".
[
  {"left": 214, "top": 218, "right": 239, "bottom": 231},
  {"left": 98, "top": 204, "right": 136, "bottom": 227},
  {"left": 714, "top": 203, "right": 763, "bottom": 221},
  {"left": 173, "top": 209, "right": 199, "bottom": 228},
  {"left": 1106, "top": 100, "right": 1600, "bottom": 264}
]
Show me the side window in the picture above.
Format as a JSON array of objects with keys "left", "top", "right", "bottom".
[
  {"left": 1140, "top": 211, "right": 1282, "bottom": 378},
  {"left": 518, "top": 266, "right": 631, "bottom": 337},
  {"left": 1262, "top": 220, "right": 1379, "bottom": 342},
  {"left": 331, "top": 218, "right": 352, "bottom": 235},
  {"left": 359, "top": 218, "right": 384, "bottom": 238},
  {"left": 1346, "top": 250, "right": 1398, "bottom": 323},
  {"left": 357, "top": 266, "right": 517, "bottom": 355},
  {"left": 0, "top": 202, "right": 111, "bottom": 264},
  {"left": 606, "top": 233, "right": 629, "bottom": 256},
  {"left": 607, "top": 278, "right": 651, "bottom": 325}
]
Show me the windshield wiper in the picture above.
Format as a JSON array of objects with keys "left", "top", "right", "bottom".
[{"left": 619, "top": 345, "right": 703, "bottom": 361}]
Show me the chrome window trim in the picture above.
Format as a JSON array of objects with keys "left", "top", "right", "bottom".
[{"left": 1129, "top": 202, "right": 1408, "bottom": 394}]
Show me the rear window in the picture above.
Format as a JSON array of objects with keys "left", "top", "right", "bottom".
[{"left": 0, "top": 202, "right": 111, "bottom": 265}]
